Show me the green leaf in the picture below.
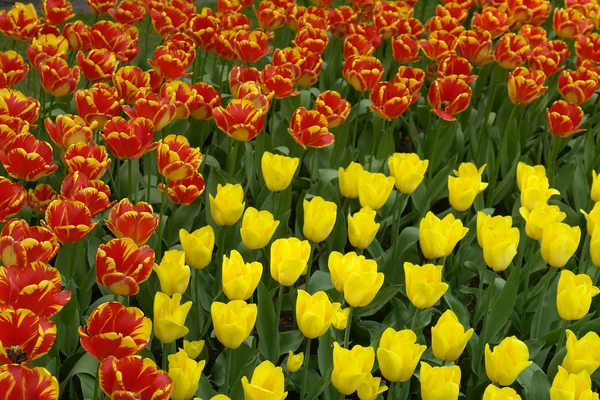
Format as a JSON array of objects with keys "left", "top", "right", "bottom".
[
  {"left": 306, "top": 364, "right": 333, "bottom": 400},
  {"left": 443, "top": 291, "right": 472, "bottom": 328},
  {"left": 526, "top": 370, "right": 552, "bottom": 400},
  {"left": 317, "top": 330, "right": 334, "bottom": 375},
  {"left": 483, "top": 267, "right": 520, "bottom": 344},
  {"left": 354, "top": 285, "right": 400, "bottom": 317},
  {"left": 256, "top": 282, "right": 280, "bottom": 362},
  {"left": 280, "top": 330, "right": 304, "bottom": 355}
]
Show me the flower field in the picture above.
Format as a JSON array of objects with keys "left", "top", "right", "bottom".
[{"left": 0, "top": 0, "right": 600, "bottom": 398}]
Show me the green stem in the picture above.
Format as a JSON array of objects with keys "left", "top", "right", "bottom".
[
  {"left": 146, "top": 154, "right": 152, "bottom": 203},
  {"left": 343, "top": 306, "right": 354, "bottom": 348},
  {"left": 310, "top": 149, "right": 318, "bottom": 188},
  {"left": 532, "top": 268, "right": 559, "bottom": 338},
  {"left": 351, "top": 94, "right": 363, "bottom": 150},
  {"left": 557, "top": 319, "right": 570, "bottom": 350},
  {"left": 143, "top": 16, "right": 150, "bottom": 59},
  {"left": 224, "top": 348, "right": 234, "bottom": 393},
  {"left": 519, "top": 242, "right": 535, "bottom": 332},
  {"left": 92, "top": 365, "right": 100, "bottom": 400},
  {"left": 199, "top": 51, "right": 208, "bottom": 81},
  {"left": 300, "top": 338, "right": 311, "bottom": 400},
  {"left": 410, "top": 306, "right": 419, "bottom": 331},
  {"left": 426, "top": 120, "right": 443, "bottom": 184},
  {"left": 162, "top": 341, "right": 173, "bottom": 371},
  {"left": 128, "top": 160, "right": 134, "bottom": 200},
  {"left": 547, "top": 135, "right": 563, "bottom": 187},
  {"left": 228, "top": 140, "right": 240, "bottom": 181},
  {"left": 274, "top": 285, "right": 284, "bottom": 336},
  {"left": 475, "top": 263, "right": 485, "bottom": 322},
  {"left": 480, "top": 275, "right": 496, "bottom": 346},
  {"left": 156, "top": 180, "right": 168, "bottom": 262},
  {"left": 488, "top": 103, "right": 518, "bottom": 207}
]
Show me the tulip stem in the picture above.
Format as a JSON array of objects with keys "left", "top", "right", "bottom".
[
  {"left": 410, "top": 306, "right": 419, "bottom": 331},
  {"left": 300, "top": 338, "right": 311, "bottom": 399},
  {"left": 275, "top": 285, "right": 284, "bottom": 335},
  {"left": 487, "top": 103, "right": 518, "bottom": 207},
  {"left": 93, "top": 365, "right": 100, "bottom": 400},
  {"left": 224, "top": 348, "right": 234, "bottom": 393},
  {"left": 310, "top": 149, "right": 318, "bottom": 188},
  {"left": 532, "top": 268, "right": 558, "bottom": 338},
  {"left": 557, "top": 319, "right": 570, "bottom": 350},
  {"left": 351, "top": 93, "right": 363, "bottom": 151},
  {"left": 156, "top": 180, "right": 169, "bottom": 262},
  {"left": 162, "top": 341, "right": 174, "bottom": 371},
  {"left": 547, "top": 136, "right": 564, "bottom": 187},
  {"left": 426, "top": 120, "right": 443, "bottom": 185},
  {"left": 228, "top": 140, "right": 240, "bottom": 181},
  {"left": 128, "top": 159, "right": 134, "bottom": 200},
  {"left": 343, "top": 307, "right": 353, "bottom": 348}
]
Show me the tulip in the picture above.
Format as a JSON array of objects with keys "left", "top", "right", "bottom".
[
  {"left": 357, "top": 374, "right": 388, "bottom": 400},
  {"left": 0, "top": 220, "right": 59, "bottom": 267},
  {"left": 42, "top": 0, "right": 74, "bottom": 25},
  {"left": 101, "top": 116, "right": 157, "bottom": 160},
  {"left": 314, "top": 90, "right": 350, "bottom": 128},
  {"left": 179, "top": 226, "right": 215, "bottom": 270},
  {"left": 328, "top": 251, "right": 384, "bottom": 307},
  {"left": 519, "top": 203, "right": 566, "bottom": 241},
  {"left": 294, "top": 26, "right": 329, "bottom": 54},
  {"left": 332, "top": 308, "right": 350, "bottom": 330},
  {"left": 233, "top": 30, "right": 273, "bottom": 64},
  {"left": 154, "top": 292, "right": 192, "bottom": 344},
  {"left": 391, "top": 33, "right": 421, "bottom": 64},
  {"left": 183, "top": 340, "right": 205, "bottom": 360},
  {"left": 420, "top": 362, "right": 461, "bottom": 400},
  {"left": 342, "top": 55, "right": 383, "bottom": 92},
  {"left": 287, "top": 351, "right": 304, "bottom": 373},
  {"left": 64, "top": 142, "right": 111, "bottom": 180},
  {"left": 520, "top": 174, "right": 560, "bottom": 212},
  {"left": 547, "top": 101, "right": 585, "bottom": 137},
  {"left": 288, "top": 107, "right": 334, "bottom": 149},
  {"left": 27, "top": 184, "right": 58, "bottom": 215},
  {"left": 419, "top": 212, "right": 469, "bottom": 259},
  {"left": 105, "top": 199, "right": 159, "bottom": 246},
  {"left": 149, "top": 44, "right": 194, "bottom": 81},
  {"left": 296, "top": 290, "right": 340, "bottom": 339},
  {"left": 508, "top": 67, "right": 548, "bottom": 106},
  {"left": 338, "top": 162, "right": 364, "bottom": 199},
  {"left": 303, "top": 196, "right": 337, "bottom": 243},
  {"left": 0, "top": 364, "right": 60, "bottom": 398},
  {"left": 562, "top": 329, "right": 600, "bottom": 375},
  {"left": 348, "top": 207, "right": 379, "bottom": 249},
  {"left": 159, "top": 171, "right": 206, "bottom": 206},
  {"left": 404, "top": 262, "right": 449, "bottom": 309},
  {"left": 485, "top": 336, "right": 533, "bottom": 386},
  {"left": 0, "top": 51, "right": 28, "bottom": 88},
  {"left": 255, "top": 1, "right": 286, "bottom": 30},
  {"left": 456, "top": 30, "right": 494, "bottom": 67},
  {"left": 149, "top": 6, "right": 186, "bottom": 37},
  {"left": 156, "top": 135, "right": 202, "bottom": 182},
  {"left": 332, "top": 343, "right": 375, "bottom": 395},
  {"left": 557, "top": 69, "right": 598, "bottom": 105},
  {"left": 369, "top": 82, "right": 412, "bottom": 120},
  {"left": 45, "top": 114, "right": 94, "bottom": 152},
  {"left": 0, "top": 132, "right": 58, "bottom": 182},
  {"left": 0, "top": 177, "right": 26, "bottom": 222},
  {"left": 222, "top": 250, "right": 262, "bottom": 301},
  {"left": 38, "top": 56, "right": 80, "bottom": 97},
  {"left": 208, "top": 183, "right": 246, "bottom": 226},
  {"left": 420, "top": 31, "right": 458, "bottom": 62},
  {"left": 553, "top": 7, "right": 593, "bottom": 40},
  {"left": 76, "top": 48, "right": 118, "bottom": 83},
  {"left": 428, "top": 76, "right": 473, "bottom": 121},
  {"left": 432, "top": 310, "right": 474, "bottom": 362},
  {"left": 541, "top": 222, "right": 581, "bottom": 268},
  {"left": 99, "top": 356, "right": 172, "bottom": 400},
  {"left": 153, "top": 250, "right": 191, "bottom": 296},
  {"left": 581, "top": 202, "right": 600, "bottom": 236},
  {"left": 550, "top": 366, "right": 597, "bottom": 400},
  {"left": 261, "top": 151, "right": 299, "bottom": 192},
  {"left": 240, "top": 208, "right": 279, "bottom": 250},
  {"left": 556, "top": 270, "right": 600, "bottom": 321},
  {"left": 391, "top": 67, "right": 425, "bottom": 102},
  {"left": 0, "top": 308, "right": 56, "bottom": 365},
  {"left": 241, "top": 360, "right": 287, "bottom": 400},
  {"left": 477, "top": 212, "right": 513, "bottom": 247},
  {"left": 493, "top": 33, "right": 530, "bottom": 70},
  {"left": 112, "top": 66, "right": 150, "bottom": 104},
  {"left": 63, "top": 21, "right": 91, "bottom": 52},
  {"left": 482, "top": 385, "right": 522, "bottom": 400},
  {"left": 108, "top": 0, "right": 144, "bottom": 25},
  {"left": 270, "top": 237, "right": 311, "bottom": 286},
  {"left": 122, "top": 90, "right": 176, "bottom": 131},
  {"left": 211, "top": 300, "right": 257, "bottom": 349},
  {"left": 213, "top": 99, "right": 266, "bottom": 142},
  {"left": 388, "top": 153, "right": 428, "bottom": 194},
  {"left": 168, "top": 350, "right": 205, "bottom": 400},
  {"left": 471, "top": 7, "right": 511, "bottom": 38},
  {"left": 377, "top": 328, "right": 426, "bottom": 383},
  {"left": 448, "top": 162, "right": 488, "bottom": 212},
  {"left": 42, "top": 199, "right": 97, "bottom": 243},
  {"left": 235, "top": 81, "right": 273, "bottom": 114},
  {"left": 60, "top": 171, "right": 115, "bottom": 216},
  {"left": 480, "top": 222, "right": 520, "bottom": 272},
  {"left": 74, "top": 84, "right": 123, "bottom": 130},
  {"left": 259, "top": 64, "right": 299, "bottom": 99},
  {"left": 591, "top": 226, "right": 600, "bottom": 267},
  {"left": 295, "top": 51, "right": 324, "bottom": 87},
  {"left": 357, "top": 171, "right": 395, "bottom": 210}
]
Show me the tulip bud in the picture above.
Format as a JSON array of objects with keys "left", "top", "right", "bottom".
[
  {"left": 581, "top": 202, "right": 600, "bottom": 236},
  {"left": 419, "top": 212, "right": 469, "bottom": 260},
  {"left": 286, "top": 351, "right": 304, "bottom": 373},
  {"left": 240, "top": 207, "right": 279, "bottom": 250},
  {"left": 270, "top": 237, "right": 311, "bottom": 286},
  {"left": 592, "top": 170, "right": 600, "bottom": 203},
  {"left": 332, "top": 342, "right": 375, "bottom": 395},
  {"left": 482, "top": 384, "right": 522, "bottom": 400},
  {"left": 448, "top": 162, "right": 488, "bottom": 212},
  {"left": 357, "top": 374, "right": 388, "bottom": 400},
  {"left": 303, "top": 196, "right": 337, "bottom": 243},
  {"left": 154, "top": 292, "right": 192, "bottom": 344},
  {"left": 153, "top": 250, "right": 190, "bottom": 296},
  {"left": 261, "top": 151, "right": 299, "bottom": 192},
  {"left": 332, "top": 307, "right": 350, "bottom": 330},
  {"left": 550, "top": 366, "right": 597, "bottom": 400},
  {"left": 432, "top": 310, "right": 474, "bottom": 362},
  {"left": 179, "top": 226, "right": 214, "bottom": 270},
  {"left": 481, "top": 223, "right": 520, "bottom": 272},
  {"left": 338, "top": 162, "right": 364, "bottom": 198},
  {"left": 328, "top": 251, "right": 384, "bottom": 307},
  {"left": 485, "top": 336, "right": 533, "bottom": 386},
  {"left": 222, "top": 250, "right": 262, "bottom": 301},
  {"left": 168, "top": 349, "right": 205, "bottom": 400},
  {"left": 357, "top": 171, "right": 395, "bottom": 210},
  {"left": 241, "top": 360, "right": 288, "bottom": 399},
  {"left": 541, "top": 222, "right": 581, "bottom": 268},
  {"left": 404, "top": 262, "right": 449, "bottom": 309},
  {"left": 211, "top": 300, "right": 257, "bottom": 349},
  {"left": 419, "top": 362, "right": 461, "bottom": 400},
  {"left": 520, "top": 175, "right": 560, "bottom": 212},
  {"left": 377, "top": 328, "right": 426, "bottom": 383},
  {"left": 387, "top": 153, "right": 428, "bottom": 194},
  {"left": 348, "top": 207, "right": 380, "bottom": 249},
  {"left": 209, "top": 183, "right": 245, "bottom": 226},
  {"left": 561, "top": 329, "right": 600, "bottom": 375},
  {"left": 183, "top": 340, "right": 205, "bottom": 360},
  {"left": 556, "top": 270, "right": 600, "bottom": 321},
  {"left": 296, "top": 290, "right": 340, "bottom": 338},
  {"left": 519, "top": 204, "right": 566, "bottom": 241}
]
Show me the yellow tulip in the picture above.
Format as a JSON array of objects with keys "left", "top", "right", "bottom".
[
  {"left": 270, "top": 237, "right": 311, "bottom": 286},
  {"left": 348, "top": 206, "right": 380, "bottom": 249},
  {"left": 562, "top": 329, "right": 600, "bottom": 375},
  {"left": 480, "top": 223, "right": 520, "bottom": 272},
  {"left": 210, "top": 300, "right": 257, "bottom": 349},
  {"left": 541, "top": 222, "right": 581, "bottom": 268},
  {"left": 519, "top": 204, "right": 566, "bottom": 241},
  {"left": 420, "top": 362, "right": 461, "bottom": 400},
  {"left": 261, "top": 151, "right": 299, "bottom": 192},
  {"left": 357, "top": 171, "right": 395, "bottom": 210},
  {"left": 222, "top": 250, "right": 262, "bottom": 301},
  {"left": 485, "top": 336, "right": 532, "bottom": 386},
  {"left": 211, "top": 396, "right": 231, "bottom": 400},
  {"left": 154, "top": 292, "right": 192, "bottom": 344},
  {"left": 556, "top": 270, "right": 600, "bottom": 321},
  {"left": 591, "top": 226, "right": 600, "bottom": 267},
  {"left": 592, "top": 170, "right": 600, "bottom": 203},
  {"left": 168, "top": 349, "right": 206, "bottom": 400},
  {"left": 241, "top": 360, "right": 288, "bottom": 400},
  {"left": 520, "top": 174, "right": 560, "bottom": 212},
  {"left": 296, "top": 290, "right": 340, "bottom": 339},
  {"left": 419, "top": 212, "right": 469, "bottom": 259},
  {"left": 179, "top": 226, "right": 215, "bottom": 270},
  {"left": 183, "top": 339, "right": 204, "bottom": 359},
  {"left": 153, "top": 250, "right": 190, "bottom": 296},
  {"left": 387, "top": 153, "right": 428, "bottom": 194},
  {"left": 580, "top": 202, "right": 600, "bottom": 236},
  {"left": 448, "top": 162, "right": 488, "bottom": 212},
  {"left": 209, "top": 183, "right": 245, "bottom": 226},
  {"left": 240, "top": 207, "right": 279, "bottom": 249},
  {"left": 332, "top": 307, "right": 350, "bottom": 330},
  {"left": 431, "top": 310, "right": 474, "bottom": 362},
  {"left": 286, "top": 351, "right": 304, "bottom": 373},
  {"left": 338, "top": 161, "right": 364, "bottom": 198},
  {"left": 516, "top": 162, "right": 546, "bottom": 191},
  {"left": 550, "top": 366, "right": 598, "bottom": 400},
  {"left": 482, "top": 384, "right": 522, "bottom": 400},
  {"left": 477, "top": 212, "right": 513, "bottom": 248},
  {"left": 303, "top": 196, "right": 337, "bottom": 243},
  {"left": 357, "top": 374, "right": 388, "bottom": 400},
  {"left": 376, "top": 328, "right": 426, "bottom": 383},
  {"left": 332, "top": 342, "right": 375, "bottom": 395},
  {"left": 328, "top": 251, "right": 384, "bottom": 307},
  {"left": 404, "top": 262, "right": 449, "bottom": 309}
]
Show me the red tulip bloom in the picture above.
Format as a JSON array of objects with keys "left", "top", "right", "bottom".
[
  {"left": 272, "top": 46, "right": 303, "bottom": 77},
  {"left": 235, "top": 82, "right": 272, "bottom": 115},
  {"left": 0, "top": 51, "right": 28, "bottom": 89},
  {"left": 0, "top": 219, "right": 59, "bottom": 267},
  {"left": 218, "top": 0, "right": 244, "bottom": 14},
  {"left": 99, "top": 356, "right": 172, "bottom": 400},
  {"left": 519, "top": 24, "right": 547, "bottom": 47},
  {"left": 370, "top": 82, "right": 413, "bottom": 120},
  {"left": 575, "top": 32, "right": 600, "bottom": 65},
  {"left": 122, "top": 89, "right": 177, "bottom": 131},
  {"left": 158, "top": 170, "right": 206, "bottom": 206},
  {"left": 102, "top": 116, "right": 157, "bottom": 160},
  {"left": 0, "top": 308, "right": 56, "bottom": 364},
  {"left": 260, "top": 64, "right": 299, "bottom": 99},
  {"left": 64, "top": 142, "right": 111, "bottom": 180},
  {"left": 149, "top": 44, "right": 194, "bottom": 81},
  {"left": 0, "top": 3, "right": 39, "bottom": 41},
  {"left": 62, "top": 20, "right": 91, "bottom": 52},
  {"left": 168, "top": 81, "right": 221, "bottom": 120},
  {"left": 314, "top": 90, "right": 350, "bottom": 128},
  {"left": 112, "top": 66, "right": 150, "bottom": 104},
  {"left": 105, "top": 199, "right": 159, "bottom": 245},
  {"left": 294, "top": 26, "right": 329, "bottom": 54},
  {"left": 155, "top": 134, "right": 202, "bottom": 181},
  {"left": 79, "top": 302, "right": 151, "bottom": 360},
  {"left": 0, "top": 116, "right": 27, "bottom": 154},
  {"left": 528, "top": 45, "right": 564, "bottom": 77},
  {"left": 328, "top": 6, "right": 357, "bottom": 38},
  {"left": 0, "top": 132, "right": 57, "bottom": 182},
  {"left": 288, "top": 107, "right": 333, "bottom": 148},
  {"left": 96, "top": 238, "right": 155, "bottom": 296},
  {"left": 45, "top": 114, "right": 94, "bottom": 152},
  {"left": 27, "top": 184, "right": 58, "bottom": 215},
  {"left": 428, "top": 76, "right": 473, "bottom": 121},
  {"left": 229, "top": 65, "right": 260, "bottom": 97},
  {"left": 0, "top": 177, "right": 26, "bottom": 222},
  {"left": 546, "top": 100, "right": 585, "bottom": 137},
  {"left": 60, "top": 171, "right": 115, "bottom": 216},
  {"left": 493, "top": 33, "right": 530, "bottom": 70},
  {"left": 27, "top": 34, "right": 69, "bottom": 69},
  {"left": 221, "top": 11, "right": 252, "bottom": 32},
  {"left": 0, "top": 365, "right": 59, "bottom": 400},
  {"left": 89, "top": 21, "right": 139, "bottom": 63},
  {"left": 437, "top": 55, "right": 477, "bottom": 83},
  {"left": 214, "top": 29, "right": 238, "bottom": 61},
  {"left": 108, "top": 0, "right": 145, "bottom": 25},
  {"left": 456, "top": 30, "right": 494, "bottom": 67},
  {"left": 343, "top": 34, "right": 375, "bottom": 60},
  {"left": 42, "top": 199, "right": 97, "bottom": 243},
  {"left": 436, "top": 3, "right": 469, "bottom": 24},
  {"left": 187, "top": 13, "right": 219, "bottom": 52},
  {"left": 74, "top": 83, "right": 123, "bottom": 130},
  {"left": 86, "top": 0, "right": 117, "bottom": 15},
  {"left": 0, "top": 89, "right": 39, "bottom": 126},
  {"left": 255, "top": 0, "right": 286, "bottom": 31},
  {"left": 553, "top": 7, "right": 593, "bottom": 40},
  {"left": 150, "top": 5, "right": 187, "bottom": 37},
  {"left": 472, "top": 6, "right": 512, "bottom": 38},
  {"left": 391, "top": 34, "right": 420, "bottom": 64},
  {"left": 506, "top": 0, "right": 550, "bottom": 27},
  {"left": 508, "top": 67, "right": 548, "bottom": 106},
  {"left": 76, "top": 49, "right": 119, "bottom": 83},
  {"left": 348, "top": 23, "right": 382, "bottom": 48},
  {"left": 391, "top": 66, "right": 425, "bottom": 103},
  {"left": 295, "top": 50, "right": 323, "bottom": 87},
  {"left": 420, "top": 30, "right": 458, "bottom": 62},
  {"left": 558, "top": 68, "right": 599, "bottom": 105},
  {"left": 372, "top": 2, "right": 406, "bottom": 39},
  {"left": 213, "top": 99, "right": 266, "bottom": 142},
  {"left": 343, "top": 55, "right": 384, "bottom": 92},
  {"left": 38, "top": 56, "right": 80, "bottom": 98},
  {"left": 425, "top": 15, "right": 465, "bottom": 36},
  {"left": 233, "top": 29, "right": 273, "bottom": 64}
]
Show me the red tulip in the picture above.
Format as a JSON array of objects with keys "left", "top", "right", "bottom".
[
  {"left": 343, "top": 34, "right": 375, "bottom": 60},
  {"left": 0, "top": 365, "right": 59, "bottom": 400},
  {"left": 472, "top": 6, "right": 512, "bottom": 38},
  {"left": 553, "top": 7, "right": 593, "bottom": 39},
  {"left": 294, "top": 26, "right": 329, "bottom": 54},
  {"left": 260, "top": 64, "right": 299, "bottom": 98},
  {"left": 62, "top": 20, "right": 91, "bottom": 52},
  {"left": 74, "top": 83, "right": 123, "bottom": 130},
  {"left": 0, "top": 219, "right": 59, "bottom": 267},
  {"left": 436, "top": 2, "right": 469, "bottom": 24},
  {"left": 158, "top": 170, "right": 206, "bottom": 206},
  {"left": 494, "top": 33, "right": 530, "bottom": 69},
  {"left": 213, "top": 99, "right": 266, "bottom": 142},
  {"left": 112, "top": 66, "right": 150, "bottom": 104},
  {"left": 437, "top": 55, "right": 477, "bottom": 83},
  {"left": 425, "top": 15, "right": 465, "bottom": 36},
  {"left": 223, "top": 11, "right": 250, "bottom": 33},
  {"left": 506, "top": 0, "right": 551, "bottom": 27},
  {"left": 45, "top": 114, "right": 95, "bottom": 152},
  {"left": 149, "top": 44, "right": 194, "bottom": 81},
  {"left": 288, "top": 107, "right": 334, "bottom": 148},
  {"left": 0, "top": 177, "right": 26, "bottom": 222},
  {"left": 575, "top": 32, "right": 600, "bottom": 65},
  {"left": 233, "top": 29, "right": 273, "bottom": 64},
  {"left": 546, "top": 100, "right": 585, "bottom": 137},
  {"left": 391, "top": 33, "right": 421, "bottom": 64},
  {"left": 229, "top": 65, "right": 260, "bottom": 97},
  {"left": 0, "top": 51, "right": 29, "bottom": 88},
  {"left": 218, "top": 0, "right": 244, "bottom": 13},
  {"left": 343, "top": 55, "right": 384, "bottom": 92},
  {"left": 314, "top": 90, "right": 350, "bottom": 128},
  {"left": 0, "top": 132, "right": 57, "bottom": 182},
  {"left": 0, "top": 116, "right": 27, "bottom": 154},
  {"left": 150, "top": 5, "right": 188, "bottom": 37},
  {"left": 528, "top": 45, "right": 565, "bottom": 77},
  {"left": 558, "top": 68, "right": 599, "bottom": 105},
  {"left": 348, "top": 22, "right": 382, "bottom": 48},
  {"left": 86, "top": 0, "right": 117, "bottom": 15},
  {"left": 89, "top": 21, "right": 139, "bottom": 63},
  {"left": 102, "top": 116, "right": 157, "bottom": 160},
  {"left": 420, "top": 30, "right": 458, "bottom": 62},
  {"left": 76, "top": 48, "right": 119, "bottom": 83},
  {"left": 60, "top": 171, "right": 115, "bottom": 216},
  {"left": 38, "top": 56, "right": 80, "bottom": 97},
  {"left": 456, "top": 30, "right": 494, "bottom": 67},
  {"left": 187, "top": 13, "right": 219, "bottom": 52},
  {"left": 108, "top": 0, "right": 145, "bottom": 25},
  {"left": 27, "top": 184, "right": 58, "bottom": 215},
  {"left": 519, "top": 24, "right": 548, "bottom": 47},
  {"left": 0, "top": 308, "right": 56, "bottom": 364},
  {"left": 105, "top": 199, "right": 159, "bottom": 245},
  {"left": 370, "top": 82, "right": 412, "bottom": 120},
  {"left": 391, "top": 66, "right": 425, "bottom": 103},
  {"left": 428, "top": 76, "right": 473, "bottom": 121},
  {"left": 328, "top": 5, "right": 357, "bottom": 38},
  {"left": 295, "top": 50, "right": 323, "bottom": 87},
  {"left": 42, "top": 198, "right": 97, "bottom": 243},
  {"left": 27, "top": 34, "right": 68, "bottom": 69},
  {"left": 0, "top": 89, "right": 39, "bottom": 125},
  {"left": 99, "top": 356, "right": 172, "bottom": 400},
  {"left": 166, "top": 81, "right": 221, "bottom": 120},
  {"left": 507, "top": 67, "right": 548, "bottom": 106},
  {"left": 122, "top": 89, "right": 177, "bottom": 131},
  {"left": 0, "top": 3, "right": 39, "bottom": 41},
  {"left": 255, "top": 0, "right": 286, "bottom": 31},
  {"left": 64, "top": 142, "right": 111, "bottom": 180},
  {"left": 156, "top": 134, "right": 202, "bottom": 181}
]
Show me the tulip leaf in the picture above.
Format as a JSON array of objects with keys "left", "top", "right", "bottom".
[
  {"left": 280, "top": 330, "right": 304, "bottom": 355},
  {"left": 354, "top": 285, "right": 400, "bottom": 318},
  {"left": 483, "top": 267, "right": 520, "bottom": 345},
  {"left": 525, "top": 369, "right": 551, "bottom": 400},
  {"left": 257, "top": 282, "right": 280, "bottom": 362},
  {"left": 306, "top": 364, "right": 333, "bottom": 400},
  {"left": 443, "top": 291, "right": 472, "bottom": 329}
]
